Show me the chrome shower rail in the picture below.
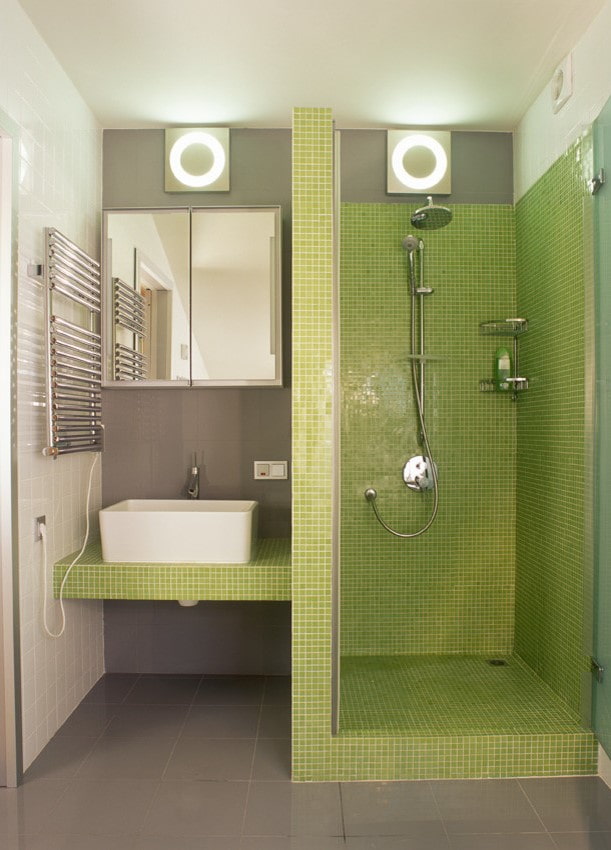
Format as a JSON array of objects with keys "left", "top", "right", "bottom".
[
  {"left": 364, "top": 233, "right": 440, "bottom": 538},
  {"left": 43, "top": 228, "right": 103, "bottom": 457}
]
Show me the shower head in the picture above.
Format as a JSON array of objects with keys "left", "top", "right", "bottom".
[
  {"left": 411, "top": 196, "right": 452, "bottom": 230},
  {"left": 402, "top": 234, "right": 420, "bottom": 253}
]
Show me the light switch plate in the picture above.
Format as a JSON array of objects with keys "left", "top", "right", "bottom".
[{"left": 254, "top": 460, "right": 288, "bottom": 479}]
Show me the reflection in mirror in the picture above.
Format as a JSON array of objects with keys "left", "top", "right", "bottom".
[
  {"left": 104, "top": 209, "right": 190, "bottom": 383},
  {"left": 103, "top": 206, "right": 282, "bottom": 386},
  {"left": 191, "top": 208, "right": 280, "bottom": 382}
]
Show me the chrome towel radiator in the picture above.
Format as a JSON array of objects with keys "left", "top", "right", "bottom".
[
  {"left": 112, "top": 277, "right": 147, "bottom": 381},
  {"left": 42, "top": 227, "right": 103, "bottom": 457}
]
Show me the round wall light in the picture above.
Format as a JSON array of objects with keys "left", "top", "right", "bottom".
[
  {"left": 165, "top": 128, "right": 230, "bottom": 192},
  {"left": 387, "top": 130, "right": 451, "bottom": 195}
]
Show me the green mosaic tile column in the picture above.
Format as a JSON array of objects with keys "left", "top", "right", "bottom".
[
  {"left": 291, "top": 108, "right": 335, "bottom": 780},
  {"left": 515, "top": 134, "right": 593, "bottom": 715}
]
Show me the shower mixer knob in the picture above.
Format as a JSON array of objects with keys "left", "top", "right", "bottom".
[{"left": 403, "top": 455, "right": 437, "bottom": 492}]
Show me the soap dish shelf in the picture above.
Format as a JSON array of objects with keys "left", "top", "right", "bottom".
[
  {"left": 479, "top": 318, "right": 528, "bottom": 336},
  {"left": 480, "top": 318, "right": 529, "bottom": 401}
]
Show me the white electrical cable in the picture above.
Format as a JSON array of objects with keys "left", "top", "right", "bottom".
[{"left": 41, "top": 452, "right": 100, "bottom": 639}]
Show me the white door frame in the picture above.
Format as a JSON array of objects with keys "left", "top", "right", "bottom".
[{"left": 0, "top": 110, "right": 22, "bottom": 787}]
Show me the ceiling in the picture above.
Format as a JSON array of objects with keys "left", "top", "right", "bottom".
[{"left": 18, "top": 0, "right": 606, "bottom": 130}]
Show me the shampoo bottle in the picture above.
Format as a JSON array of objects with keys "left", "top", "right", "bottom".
[{"left": 494, "top": 347, "right": 511, "bottom": 391}]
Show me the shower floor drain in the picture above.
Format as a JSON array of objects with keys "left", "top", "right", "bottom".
[{"left": 487, "top": 659, "right": 509, "bottom": 667}]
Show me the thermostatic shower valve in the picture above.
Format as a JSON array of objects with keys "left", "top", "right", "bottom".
[{"left": 403, "top": 455, "right": 437, "bottom": 492}]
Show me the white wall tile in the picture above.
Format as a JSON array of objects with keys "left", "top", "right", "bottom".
[
  {"left": 515, "top": 0, "right": 611, "bottom": 198},
  {"left": 0, "top": 0, "right": 104, "bottom": 769}
]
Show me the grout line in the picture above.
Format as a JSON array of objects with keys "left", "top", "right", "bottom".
[
  {"left": 157, "top": 674, "right": 203, "bottom": 782},
  {"left": 428, "top": 779, "right": 452, "bottom": 848},
  {"left": 128, "top": 675, "right": 205, "bottom": 841},
  {"left": 119, "top": 672, "right": 141, "bottom": 704},
  {"left": 517, "top": 777, "right": 556, "bottom": 839},
  {"left": 241, "top": 680, "right": 267, "bottom": 837},
  {"left": 338, "top": 780, "right": 348, "bottom": 841}
]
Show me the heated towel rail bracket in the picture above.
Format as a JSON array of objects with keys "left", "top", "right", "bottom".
[{"left": 42, "top": 227, "right": 104, "bottom": 458}]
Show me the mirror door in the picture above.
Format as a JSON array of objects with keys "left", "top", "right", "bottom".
[
  {"left": 103, "top": 206, "right": 282, "bottom": 387},
  {"left": 104, "top": 209, "right": 191, "bottom": 385},
  {"left": 191, "top": 207, "right": 281, "bottom": 383}
]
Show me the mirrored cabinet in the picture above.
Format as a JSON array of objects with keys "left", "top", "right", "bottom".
[{"left": 102, "top": 206, "right": 282, "bottom": 387}]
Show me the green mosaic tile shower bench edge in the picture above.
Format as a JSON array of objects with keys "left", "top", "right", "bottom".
[
  {"left": 297, "top": 730, "right": 598, "bottom": 781},
  {"left": 53, "top": 538, "right": 291, "bottom": 601}
]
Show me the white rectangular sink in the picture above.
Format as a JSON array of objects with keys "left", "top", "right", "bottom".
[{"left": 99, "top": 499, "right": 258, "bottom": 564}]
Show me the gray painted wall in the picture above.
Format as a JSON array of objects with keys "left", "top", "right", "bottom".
[
  {"left": 102, "top": 129, "right": 293, "bottom": 676},
  {"left": 101, "top": 126, "right": 513, "bottom": 676},
  {"left": 104, "top": 601, "right": 291, "bottom": 674},
  {"left": 102, "top": 127, "right": 293, "bottom": 538},
  {"left": 340, "top": 130, "right": 513, "bottom": 204},
  {"left": 102, "top": 386, "right": 291, "bottom": 537}
]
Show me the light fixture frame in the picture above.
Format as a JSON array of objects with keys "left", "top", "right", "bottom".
[
  {"left": 165, "top": 128, "right": 230, "bottom": 192},
  {"left": 387, "top": 130, "right": 451, "bottom": 195}
]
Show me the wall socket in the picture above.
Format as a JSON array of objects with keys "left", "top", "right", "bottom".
[{"left": 35, "top": 515, "right": 46, "bottom": 541}]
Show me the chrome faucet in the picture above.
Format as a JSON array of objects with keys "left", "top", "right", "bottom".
[{"left": 186, "top": 453, "right": 199, "bottom": 499}]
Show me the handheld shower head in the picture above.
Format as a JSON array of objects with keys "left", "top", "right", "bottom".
[{"left": 411, "top": 196, "right": 452, "bottom": 230}]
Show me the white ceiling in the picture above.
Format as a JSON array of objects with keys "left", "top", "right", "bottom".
[{"left": 18, "top": 0, "right": 606, "bottom": 130}]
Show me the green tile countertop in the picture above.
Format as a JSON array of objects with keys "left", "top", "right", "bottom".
[{"left": 53, "top": 538, "right": 291, "bottom": 601}]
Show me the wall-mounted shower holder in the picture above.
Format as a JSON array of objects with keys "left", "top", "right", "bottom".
[{"left": 479, "top": 318, "right": 529, "bottom": 401}]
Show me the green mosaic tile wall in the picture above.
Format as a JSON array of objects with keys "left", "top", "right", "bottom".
[
  {"left": 340, "top": 203, "right": 516, "bottom": 656},
  {"left": 291, "top": 109, "right": 596, "bottom": 780},
  {"left": 515, "top": 134, "right": 593, "bottom": 715}
]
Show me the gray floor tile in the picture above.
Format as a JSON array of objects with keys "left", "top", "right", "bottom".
[
  {"left": 19, "top": 835, "right": 138, "bottom": 849},
  {"left": 195, "top": 676, "right": 266, "bottom": 705},
  {"left": 105, "top": 704, "right": 189, "bottom": 738},
  {"left": 125, "top": 675, "right": 201, "bottom": 705},
  {"left": 243, "top": 781, "right": 343, "bottom": 837},
  {"left": 133, "top": 837, "right": 241, "bottom": 850},
  {"left": 432, "top": 779, "right": 544, "bottom": 834},
  {"left": 163, "top": 737, "right": 255, "bottom": 781},
  {"left": 550, "top": 833, "right": 611, "bottom": 849},
  {"left": 252, "top": 738, "right": 291, "bottom": 780},
  {"left": 182, "top": 705, "right": 260, "bottom": 738},
  {"left": 83, "top": 674, "right": 139, "bottom": 704},
  {"left": 242, "top": 839, "right": 345, "bottom": 849},
  {"left": 341, "top": 781, "right": 443, "bottom": 838},
  {"left": 24, "top": 736, "right": 98, "bottom": 781},
  {"left": 346, "top": 837, "right": 451, "bottom": 850},
  {"left": 449, "top": 834, "right": 557, "bottom": 849},
  {"left": 0, "top": 839, "right": 23, "bottom": 850},
  {"left": 141, "top": 780, "right": 248, "bottom": 837},
  {"left": 55, "top": 703, "right": 117, "bottom": 738},
  {"left": 258, "top": 706, "right": 291, "bottom": 739},
  {"left": 263, "top": 677, "right": 292, "bottom": 706},
  {"left": 77, "top": 734, "right": 175, "bottom": 779},
  {"left": 40, "top": 779, "right": 158, "bottom": 835},
  {"left": 0, "top": 778, "right": 69, "bottom": 837},
  {"left": 520, "top": 778, "right": 611, "bottom": 832}
]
